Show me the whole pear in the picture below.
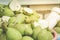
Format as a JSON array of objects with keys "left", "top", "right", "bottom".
[
  {"left": 22, "top": 36, "right": 34, "bottom": 40},
  {"left": 38, "top": 29, "right": 53, "bottom": 40},
  {"left": 14, "top": 24, "right": 26, "bottom": 35},
  {"left": 3, "top": 7, "right": 15, "bottom": 16},
  {"left": 32, "top": 27, "right": 41, "bottom": 40},
  {"left": 6, "top": 28, "right": 22, "bottom": 40}
]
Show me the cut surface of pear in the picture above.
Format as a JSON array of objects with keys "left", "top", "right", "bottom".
[{"left": 9, "top": 0, "right": 21, "bottom": 11}]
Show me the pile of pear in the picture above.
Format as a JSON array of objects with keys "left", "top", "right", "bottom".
[{"left": 0, "top": 4, "right": 53, "bottom": 40}]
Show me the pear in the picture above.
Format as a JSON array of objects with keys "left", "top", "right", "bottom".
[
  {"left": 22, "top": 36, "right": 34, "bottom": 40},
  {"left": 8, "top": 17, "right": 16, "bottom": 27},
  {"left": 6, "top": 28, "right": 22, "bottom": 40},
  {"left": 16, "top": 14, "right": 25, "bottom": 24},
  {"left": 54, "top": 27, "right": 60, "bottom": 34},
  {"left": 3, "top": 7, "right": 15, "bottom": 16},
  {"left": 25, "top": 16, "right": 31, "bottom": 23},
  {"left": 0, "top": 34, "right": 7, "bottom": 40},
  {"left": 30, "top": 14, "right": 39, "bottom": 22},
  {"left": 0, "top": 6, "right": 4, "bottom": 17},
  {"left": 8, "top": 17, "right": 16, "bottom": 23},
  {"left": 31, "top": 21, "right": 40, "bottom": 29},
  {"left": 0, "top": 29, "right": 3, "bottom": 35},
  {"left": 14, "top": 24, "right": 26, "bottom": 35},
  {"left": 0, "top": 4, "right": 7, "bottom": 8},
  {"left": 55, "top": 21, "right": 60, "bottom": 27},
  {"left": 0, "top": 18, "right": 2, "bottom": 28},
  {"left": 33, "top": 11, "right": 40, "bottom": 18},
  {"left": 0, "top": 4, "right": 4, "bottom": 7},
  {"left": 32, "top": 27, "right": 41, "bottom": 40},
  {"left": 23, "top": 7, "right": 33, "bottom": 15},
  {"left": 24, "top": 24, "right": 33, "bottom": 36},
  {"left": 8, "top": 23, "right": 15, "bottom": 28},
  {"left": 9, "top": 0, "right": 21, "bottom": 11},
  {"left": 38, "top": 29, "right": 53, "bottom": 40}
]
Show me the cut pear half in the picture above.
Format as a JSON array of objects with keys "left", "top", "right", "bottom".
[
  {"left": 24, "top": 7, "right": 33, "bottom": 14},
  {"left": 9, "top": 0, "right": 21, "bottom": 11}
]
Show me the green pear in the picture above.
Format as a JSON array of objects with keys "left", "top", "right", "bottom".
[
  {"left": 0, "top": 18, "right": 2, "bottom": 28},
  {"left": 22, "top": 36, "right": 34, "bottom": 40},
  {"left": 25, "top": 16, "right": 31, "bottom": 23},
  {"left": 3, "top": 7, "right": 15, "bottom": 17},
  {"left": 23, "top": 7, "right": 33, "bottom": 15},
  {"left": 30, "top": 14, "right": 39, "bottom": 22},
  {"left": 24, "top": 24, "right": 33, "bottom": 36},
  {"left": 0, "top": 29, "right": 3, "bottom": 35},
  {"left": 8, "top": 17, "right": 16, "bottom": 27},
  {"left": 33, "top": 11, "right": 40, "bottom": 18},
  {"left": 31, "top": 22, "right": 40, "bottom": 29},
  {"left": 8, "top": 23, "right": 15, "bottom": 28},
  {"left": 54, "top": 27, "right": 60, "bottom": 34},
  {"left": 32, "top": 27, "right": 41, "bottom": 40},
  {"left": 14, "top": 24, "right": 26, "bottom": 35},
  {"left": 6, "top": 28, "right": 22, "bottom": 40},
  {"left": 0, "top": 4, "right": 7, "bottom": 8},
  {"left": 0, "top": 6, "right": 4, "bottom": 17},
  {"left": 8, "top": 17, "right": 16, "bottom": 23},
  {"left": 0, "top": 34, "right": 7, "bottom": 40},
  {"left": 0, "top": 4, "right": 4, "bottom": 7},
  {"left": 55, "top": 21, "right": 60, "bottom": 27},
  {"left": 38, "top": 29, "right": 53, "bottom": 40},
  {"left": 16, "top": 14, "right": 25, "bottom": 24}
]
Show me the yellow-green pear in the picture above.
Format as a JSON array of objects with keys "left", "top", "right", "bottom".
[
  {"left": 6, "top": 28, "right": 22, "bottom": 40},
  {"left": 22, "top": 36, "right": 34, "bottom": 40}
]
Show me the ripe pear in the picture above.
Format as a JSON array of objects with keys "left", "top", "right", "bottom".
[
  {"left": 14, "top": 24, "right": 26, "bottom": 35},
  {"left": 24, "top": 24, "right": 33, "bottom": 36},
  {"left": 38, "top": 29, "right": 53, "bottom": 40},
  {"left": 3, "top": 7, "right": 15, "bottom": 16},
  {"left": 54, "top": 27, "right": 60, "bottom": 34},
  {"left": 6, "top": 28, "right": 22, "bottom": 40},
  {"left": 16, "top": 14, "right": 25, "bottom": 24},
  {"left": 22, "top": 36, "right": 34, "bottom": 40},
  {"left": 32, "top": 27, "right": 41, "bottom": 40}
]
